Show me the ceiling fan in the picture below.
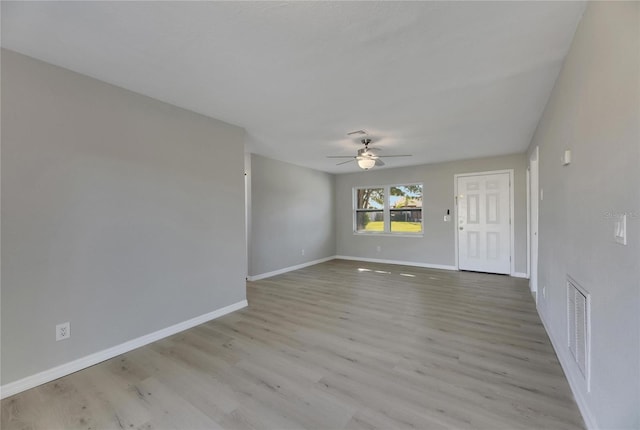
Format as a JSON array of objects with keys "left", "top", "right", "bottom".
[{"left": 327, "top": 138, "right": 412, "bottom": 170}]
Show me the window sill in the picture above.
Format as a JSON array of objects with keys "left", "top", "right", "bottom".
[{"left": 353, "top": 232, "right": 424, "bottom": 238}]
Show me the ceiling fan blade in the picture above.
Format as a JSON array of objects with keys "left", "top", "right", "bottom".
[
  {"left": 377, "top": 154, "right": 412, "bottom": 158},
  {"left": 327, "top": 155, "right": 356, "bottom": 158},
  {"left": 374, "top": 159, "right": 385, "bottom": 167},
  {"left": 336, "top": 159, "right": 355, "bottom": 166}
]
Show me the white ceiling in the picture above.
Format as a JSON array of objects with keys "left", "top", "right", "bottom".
[{"left": 1, "top": 1, "right": 585, "bottom": 173}]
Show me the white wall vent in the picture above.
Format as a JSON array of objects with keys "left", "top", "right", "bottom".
[{"left": 567, "top": 277, "right": 590, "bottom": 390}]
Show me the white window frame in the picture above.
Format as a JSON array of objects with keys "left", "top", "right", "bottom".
[{"left": 353, "top": 183, "right": 424, "bottom": 237}]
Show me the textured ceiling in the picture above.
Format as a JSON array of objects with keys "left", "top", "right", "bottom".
[{"left": 1, "top": 1, "right": 585, "bottom": 173}]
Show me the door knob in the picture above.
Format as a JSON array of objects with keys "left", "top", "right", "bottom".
[{"left": 459, "top": 227, "right": 464, "bottom": 230}]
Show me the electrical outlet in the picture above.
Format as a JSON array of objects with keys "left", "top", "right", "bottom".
[
  {"left": 542, "top": 286, "right": 546, "bottom": 299},
  {"left": 376, "top": 245, "right": 381, "bottom": 252},
  {"left": 301, "top": 249, "right": 305, "bottom": 256},
  {"left": 56, "top": 322, "right": 70, "bottom": 341}
]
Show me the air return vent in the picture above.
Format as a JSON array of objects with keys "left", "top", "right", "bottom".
[
  {"left": 346, "top": 129, "right": 367, "bottom": 136},
  {"left": 567, "top": 277, "right": 590, "bottom": 390}
]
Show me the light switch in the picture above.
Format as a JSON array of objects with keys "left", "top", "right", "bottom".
[{"left": 614, "top": 213, "right": 627, "bottom": 245}]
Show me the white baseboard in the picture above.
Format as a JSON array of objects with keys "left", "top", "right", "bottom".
[
  {"left": 334, "top": 255, "right": 457, "bottom": 271},
  {"left": 247, "top": 256, "right": 336, "bottom": 281},
  {"left": 0, "top": 300, "right": 248, "bottom": 400},
  {"left": 249, "top": 255, "right": 524, "bottom": 279},
  {"left": 537, "top": 305, "right": 597, "bottom": 430}
]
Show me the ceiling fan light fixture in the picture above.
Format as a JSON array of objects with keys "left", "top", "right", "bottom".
[{"left": 357, "top": 158, "right": 376, "bottom": 170}]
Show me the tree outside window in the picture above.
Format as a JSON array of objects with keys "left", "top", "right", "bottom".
[{"left": 355, "top": 188, "right": 384, "bottom": 232}]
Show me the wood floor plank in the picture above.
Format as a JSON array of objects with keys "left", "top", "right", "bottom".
[{"left": 1, "top": 260, "right": 585, "bottom": 429}]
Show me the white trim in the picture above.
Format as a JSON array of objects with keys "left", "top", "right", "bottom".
[
  {"left": 526, "top": 167, "right": 531, "bottom": 279},
  {"left": 244, "top": 152, "right": 252, "bottom": 280},
  {"left": 529, "top": 146, "right": 540, "bottom": 298},
  {"left": 509, "top": 170, "right": 515, "bottom": 276},
  {"left": 0, "top": 300, "right": 248, "bottom": 399},
  {"left": 247, "top": 256, "right": 335, "bottom": 281},
  {"left": 455, "top": 169, "right": 516, "bottom": 177},
  {"left": 335, "top": 255, "right": 457, "bottom": 271},
  {"left": 537, "top": 305, "right": 597, "bottom": 430},
  {"left": 454, "top": 184, "right": 459, "bottom": 270},
  {"left": 512, "top": 272, "right": 529, "bottom": 279},
  {"left": 454, "top": 169, "right": 515, "bottom": 276}
]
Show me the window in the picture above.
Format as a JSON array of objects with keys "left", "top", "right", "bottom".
[
  {"left": 356, "top": 188, "right": 384, "bottom": 232},
  {"left": 390, "top": 185, "right": 423, "bottom": 233},
  {"left": 354, "top": 184, "right": 423, "bottom": 234}
]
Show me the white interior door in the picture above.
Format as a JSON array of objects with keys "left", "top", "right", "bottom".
[{"left": 457, "top": 172, "right": 511, "bottom": 274}]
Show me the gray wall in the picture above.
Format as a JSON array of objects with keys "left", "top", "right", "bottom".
[
  {"left": 1, "top": 50, "right": 247, "bottom": 385},
  {"left": 335, "top": 153, "right": 527, "bottom": 273},
  {"left": 249, "top": 154, "right": 335, "bottom": 277},
  {"left": 527, "top": 3, "right": 639, "bottom": 429}
]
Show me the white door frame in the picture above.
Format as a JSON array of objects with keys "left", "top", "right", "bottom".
[
  {"left": 528, "top": 147, "right": 539, "bottom": 298},
  {"left": 454, "top": 169, "right": 515, "bottom": 276},
  {"left": 526, "top": 167, "right": 531, "bottom": 279},
  {"left": 244, "top": 152, "right": 252, "bottom": 280}
]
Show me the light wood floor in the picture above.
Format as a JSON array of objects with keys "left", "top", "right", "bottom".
[{"left": 2, "top": 260, "right": 584, "bottom": 430}]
